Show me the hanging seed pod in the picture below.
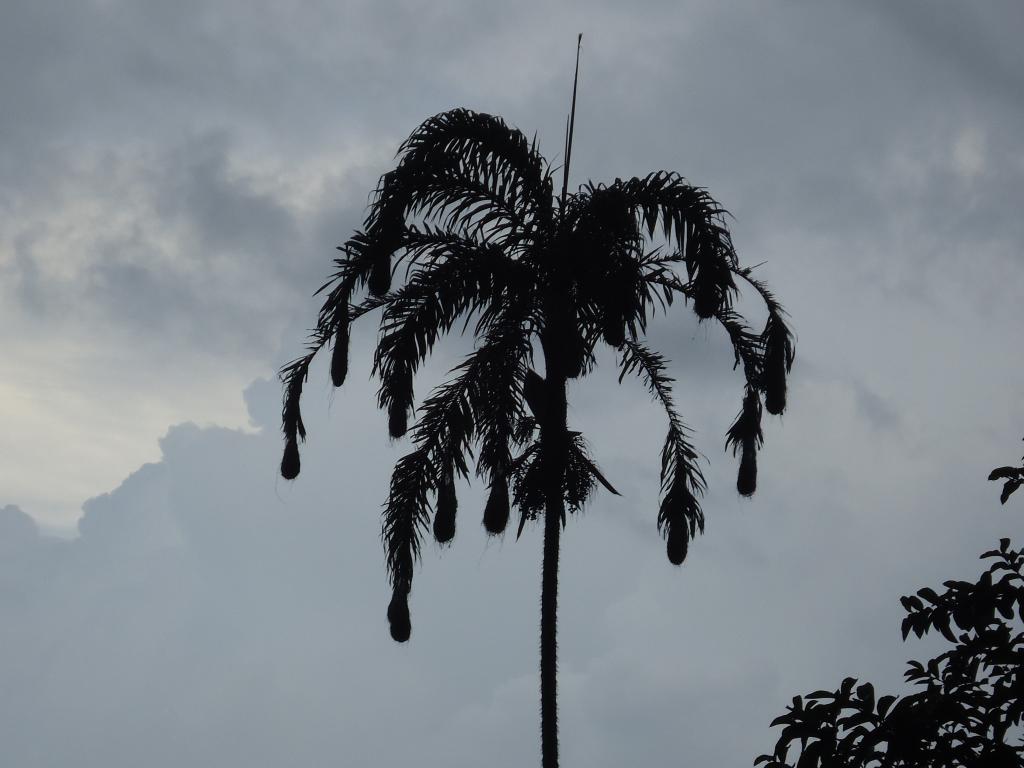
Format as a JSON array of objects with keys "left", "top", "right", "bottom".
[
  {"left": 433, "top": 478, "right": 457, "bottom": 544},
  {"left": 483, "top": 476, "right": 510, "bottom": 535},
  {"left": 666, "top": 523, "right": 688, "bottom": 566},
  {"left": 387, "top": 589, "right": 411, "bottom": 643},
  {"left": 763, "top": 317, "right": 793, "bottom": 416},
  {"left": 764, "top": 359, "right": 787, "bottom": 415},
  {"left": 368, "top": 254, "right": 392, "bottom": 297},
  {"left": 330, "top": 315, "right": 349, "bottom": 387},
  {"left": 737, "top": 443, "right": 757, "bottom": 497},
  {"left": 691, "top": 278, "right": 720, "bottom": 320},
  {"left": 280, "top": 437, "right": 300, "bottom": 480},
  {"left": 601, "top": 312, "right": 625, "bottom": 348},
  {"left": 388, "top": 402, "right": 408, "bottom": 439}
]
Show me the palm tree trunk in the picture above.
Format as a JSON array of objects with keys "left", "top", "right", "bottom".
[
  {"left": 539, "top": 364, "right": 568, "bottom": 768},
  {"left": 541, "top": 477, "right": 563, "bottom": 768}
]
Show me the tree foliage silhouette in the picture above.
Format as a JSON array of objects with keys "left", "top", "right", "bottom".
[
  {"left": 990, "top": 439, "right": 1024, "bottom": 505},
  {"left": 757, "top": 539, "right": 1024, "bottom": 768},
  {"left": 279, "top": 107, "right": 793, "bottom": 768}
]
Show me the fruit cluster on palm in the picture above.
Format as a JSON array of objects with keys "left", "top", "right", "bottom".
[{"left": 280, "top": 108, "right": 793, "bottom": 767}]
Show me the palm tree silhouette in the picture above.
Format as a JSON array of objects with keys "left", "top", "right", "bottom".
[{"left": 280, "top": 108, "right": 793, "bottom": 767}]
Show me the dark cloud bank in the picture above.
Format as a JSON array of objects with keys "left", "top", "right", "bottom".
[
  {"left": 3, "top": 0, "right": 1024, "bottom": 766},
  {"left": 2, "top": 360, "right": 1020, "bottom": 767}
]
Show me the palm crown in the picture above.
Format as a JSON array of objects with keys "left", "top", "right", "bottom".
[
  {"left": 280, "top": 107, "right": 793, "bottom": 766},
  {"left": 282, "top": 107, "right": 793, "bottom": 628}
]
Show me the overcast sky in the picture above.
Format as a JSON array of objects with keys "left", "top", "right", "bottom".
[{"left": 2, "top": 1, "right": 1024, "bottom": 766}]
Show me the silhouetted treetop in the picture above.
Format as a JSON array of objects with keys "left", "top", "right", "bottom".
[
  {"left": 281, "top": 106, "right": 792, "bottom": 610},
  {"left": 758, "top": 539, "right": 1024, "bottom": 768},
  {"left": 990, "top": 439, "right": 1024, "bottom": 504},
  {"left": 279, "top": 105, "right": 794, "bottom": 768}
]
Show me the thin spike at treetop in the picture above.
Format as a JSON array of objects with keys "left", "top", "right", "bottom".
[{"left": 560, "top": 33, "right": 583, "bottom": 210}]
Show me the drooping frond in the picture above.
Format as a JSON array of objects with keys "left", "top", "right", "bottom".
[
  {"left": 472, "top": 309, "right": 531, "bottom": 482},
  {"left": 634, "top": 262, "right": 786, "bottom": 501},
  {"left": 277, "top": 227, "right": 409, "bottom": 480},
  {"left": 725, "top": 385, "right": 764, "bottom": 497},
  {"left": 279, "top": 359, "right": 306, "bottom": 480},
  {"left": 383, "top": 360, "right": 482, "bottom": 592},
  {"left": 618, "top": 342, "right": 705, "bottom": 489},
  {"left": 394, "top": 109, "right": 553, "bottom": 226},
  {"left": 641, "top": 261, "right": 793, "bottom": 418},
  {"left": 359, "top": 110, "right": 556, "bottom": 294},
  {"left": 733, "top": 267, "right": 795, "bottom": 415},
  {"left": 619, "top": 341, "right": 706, "bottom": 564},
  {"left": 712, "top": 307, "right": 764, "bottom": 384},
  {"left": 373, "top": 228, "right": 528, "bottom": 437},
  {"left": 382, "top": 449, "right": 433, "bottom": 592},
  {"left": 470, "top": 298, "right": 534, "bottom": 536},
  {"left": 277, "top": 281, "right": 399, "bottom": 478},
  {"left": 658, "top": 428, "right": 705, "bottom": 566},
  {"left": 582, "top": 173, "right": 740, "bottom": 320},
  {"left": 554, "top": 188, "right": 654, "bottom": 354},
  {"left": 381, "top": 310, "right": 533, "bottom": 638},
  {"left": 573, "top": 245, "right": 656, "bottom": 349}
]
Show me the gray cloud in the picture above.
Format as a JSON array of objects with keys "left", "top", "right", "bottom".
[
  {"left": 3, "top": 0, "right": 1024, "bottom": 765},
  {"left": 2, "top": 369, "right": 1018, "bottom": 766},
  {"left": 0, "top": 505, "right": 40, "bottom": 547}
]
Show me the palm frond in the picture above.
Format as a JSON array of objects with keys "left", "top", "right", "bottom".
[
  {"left": 395, "top": 108, "right": 553, "bottom": 221},
  {"left": 725, "top": 386, "right": 764, "bottom": 497},
  {"left": 633, "top": 263, "right": 778, "bottom": 499},
  {"left": 382, "top": 446, "right": 433, "bottom": 600},
  {"left": 360, "top": 110, "right": 556, "bottom": 289},
  {"left": 277, "top": 274, "right": 403, "bottom": 478},
  {"left": 732, "top": 267, "right": 796, "bottom": 415},
  {"left": 641, "top": 264, "right": 781, "bottom": 405},
  {"left": 658, "top": 432, "right": 705, "bottom": 566},
  {"left": 472, "top": 322, "right": 530, "bottom": 483},
  {"left": 277, "top": 231, "right": 404, "bottom": 479},
  {"left": 635, "top": 262, "right": 787, "bottom": 500},
  {"left": 573, "top": 246, "right": 654, "bottom": 350},
  {"left": 713, "top": 307, "right": 764, "bottom": 385},
  {"left": 278, "top": 347, "right": 314, "bottom": 480},
  {"left": 322, "top": 228, "right": 394, "bottom": 299},
  {"left": 619, "top": 340, "right": 706, "bottom": 564},
  {"left": 579, "top": 173, "right": 740, "bottom": 320},
  {"left": 381, "top": 308, "right": 533, "bottom": 621},
  {"left": 373, "top": 230, "right": 525, "bottom": 437}
]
